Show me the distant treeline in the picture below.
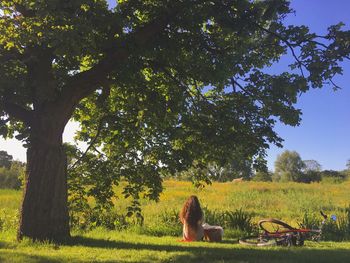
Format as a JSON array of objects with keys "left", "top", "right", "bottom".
[
  {"left": 175, "top": 150, "right": 350, "bottom": 183},
  {"left": 1, "top": 148, "right": 349, "bottom": 190}
]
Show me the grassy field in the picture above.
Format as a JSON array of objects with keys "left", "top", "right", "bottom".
[{"left": 1, "top": 180, "right": 350, "bottom": 262}]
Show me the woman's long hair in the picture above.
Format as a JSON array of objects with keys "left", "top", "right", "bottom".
[{"left": 179, "top": 195, "right": 203, "bottom": 229}]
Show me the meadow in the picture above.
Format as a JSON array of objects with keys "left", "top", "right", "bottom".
[{"left": 1, "top": 180, "right": 350, "bottom": 262}]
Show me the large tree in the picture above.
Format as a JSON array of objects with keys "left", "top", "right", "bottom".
[
  {"left": 0, "top": 0, "right": 349, "bottom": 241},
  {"left": 273, "top": 150, "right": 305, "bottom": 182}
]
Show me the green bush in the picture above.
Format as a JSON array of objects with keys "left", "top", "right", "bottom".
[
  {"left": 224, "top": 208, "right": 254, "bottom": 233},
  {"left": 69, "top": 206, "right": 130, "bottom": 231},
  {"left": 252, "top": 171, "right": 272, "bottom": 182},
  {"left": 299, "top": 208, "right": 350, "bottom": 241},
  {"left": 0, "top": 161, "right": 25, "bottom": 190},
  {"left": 202, "top": 207, "right": 226, "bottom": 227},
  {"left": 299, "top": 210, "right": 321, "bottom": 229},
  {"left": 320, "top": 170, "right": 346, "bottom": 184}
]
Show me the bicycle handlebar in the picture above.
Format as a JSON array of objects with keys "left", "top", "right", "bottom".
[{"left": 320, "top": 211, "right": 328, "bottom": 220}]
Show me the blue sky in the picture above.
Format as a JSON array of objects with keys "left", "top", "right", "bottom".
[
  {"left": 0, "top": 0, "right": 349, "bottom": 171},
  {"left": 265, "top": 0, "right": 350, "bottom": 171}
]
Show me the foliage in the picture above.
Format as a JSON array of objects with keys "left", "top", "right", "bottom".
[
  {"left": 320, "top": 170, "right": 347, "bottom": 183},
  {"left": 252, "top": 170, "right": 272, "bottom": 182},
  {"left": 207, "top": 161, "right": 254, "bottom": 182},
  {"left": 224, "top": 208, "right": 255, "bottom": 233},
  {"left": 203, "top": 207, "right": 254, "bottom": 233},
  {"left": 300, "top": 170, "right": 322, "bottom": 183},
  {"left": 70, "top": 206, "right": 130, "bottom": 231},
  {"left": 298, "top": 160, "right": 322, "bottom": 183},
  {"left": 0, "top": 208, "right": 18, "bottom": 231},
  {"left": 0, "top": 150, "right": 13, "bottom": 169},
  {"left": 299, "top": 210, "right": 321, "bottom": 230},
  {"left": 321, "top": 207, "right": 350, "bottom": 241},
  {"left": 303, "top": 160, "right": 322, "bottom": 172},
  {"left": 299, "top": 209, "right": 350, "bottom": 241},
  {"left": 175, "top": 160, "right": 253, "bottom": 183},
  {"left": 65, "top": 143, "right": 147, "bottom": 227},
  {"left": 273, "top": 150, "right": 305, "bottom": 182},
  {"left": 0, "top": 160, "right": 25, "bottom": 189}
]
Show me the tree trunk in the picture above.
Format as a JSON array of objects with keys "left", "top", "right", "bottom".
[{"left": 18, "top": 121, "right": 70, "bottom": 241}]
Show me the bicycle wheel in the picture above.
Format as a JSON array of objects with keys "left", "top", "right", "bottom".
[
  {"left": 239, "top": 235, "right": 279, "bottom": 247},
  {"left": 259, "top": 219, "right": 295, "bottom": 234}
]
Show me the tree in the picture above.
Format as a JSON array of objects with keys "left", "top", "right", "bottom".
[
  {"left": 0, "top": 150, "right": 13, "bottom": 169},
  {"left": 299, "top": 159, "right": 322, "bottom": 183},
  {"left": 303, "top": 160, "right": 322, "bottom": 172},
  {"left": 1, "top": 0, "right": 349, "bottom": 241},
  {"left": 273, "top": 150, "right": 305, "bottom": 182}
]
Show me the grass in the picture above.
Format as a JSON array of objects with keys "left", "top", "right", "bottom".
[
  {"left": 140, "top": 180, "right": 350, "bottom": 228},
  {"left": 1, "top": 229, "right": 350, "bottom": 262},
  {"left": 1, "top": 180, "right": 350, "bottom": 262}
]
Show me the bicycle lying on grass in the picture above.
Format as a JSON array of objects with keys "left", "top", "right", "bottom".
[{"left": 239, "top": 211, "right": 336, "bottom": 247}]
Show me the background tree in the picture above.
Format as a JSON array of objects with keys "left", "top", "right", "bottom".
[
  {"left": 300, "top": 159, "right": 322, "bottom": 183},
  {"left": 1, "top": 0, "right": 350, "bottom": 241},
  {"left": 179, "top": 159, "right": 253, "bottom": 183},
  {"left": 303, "top": 160, "right": 322, "bottom": 172},
  {"left": 0, "top": 150, "right": 13, "bottom": 169},
  {"left": 273, "top": 150, "right": 305, "bottom": 182},
  {"left": 0, "top": 158, "right": 25, "bottom": 189}
]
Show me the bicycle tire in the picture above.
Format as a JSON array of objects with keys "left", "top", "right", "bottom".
[
  {"left": 239, "top": 235, "right": 278, "bottom": 247},
  {"left": 259, "top": 218, "right": 295, "bottom": 234}
]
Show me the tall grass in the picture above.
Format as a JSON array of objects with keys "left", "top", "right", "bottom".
[{"left": 1, "top": 181, "right": 350, "bottom": 239}]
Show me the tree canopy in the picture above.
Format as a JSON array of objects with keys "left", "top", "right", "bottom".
[
  {"left": 273, "top": 150, "right": 305, "bottom": 182},
  {"left": 0, "top": 0, "right": 350, "bottom": 241}
]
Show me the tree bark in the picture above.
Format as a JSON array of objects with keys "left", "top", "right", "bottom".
[{"left": 18, "top": 116, "right": 70, "bottom": 241}]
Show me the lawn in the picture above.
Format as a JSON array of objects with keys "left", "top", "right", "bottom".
[
  {"left": 1, "top": 229, "right": 350, "bottom": 263},
  {"left": 1, "top": 181, "right": 350, "bottom": 262}
]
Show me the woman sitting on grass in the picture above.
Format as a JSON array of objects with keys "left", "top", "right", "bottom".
[{"left": 179, "top": 195, "right": 204, "bottom": 241}]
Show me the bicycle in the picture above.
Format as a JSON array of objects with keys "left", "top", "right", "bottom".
[{"left": 239, "top": 211, "right": 336, "bottom": 247}]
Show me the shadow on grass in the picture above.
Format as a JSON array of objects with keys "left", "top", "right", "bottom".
[
  {"left": 0, "top": 241, "right": 7, "bottom": 248},
  {"left": 64, "top": 236, "right": 350, "bottom": 263},
  {"left": 0, "top": 251, "right": 61, "bottom": 263},
  {"left": 2, "top": 236, "right": 349, "bottom": 262}
]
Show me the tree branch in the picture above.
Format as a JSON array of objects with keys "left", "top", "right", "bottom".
[
  {"left": 56, "top": 11, "right": 176, "bottom": 124},
  {"left": 253, "top": 22, "right": 306, "bottom": 78},
  {"left": 68, "top": 118, "right": 104, "bottom": 171},
  {"left": 2, "top": 99, "right": 32, "bottom": 124},
  {"left": 63, "top": 11, "right": 173, "bottom": 97}
]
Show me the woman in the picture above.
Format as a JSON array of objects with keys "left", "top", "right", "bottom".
[{"left": 179, "top": 195, "right": 204, "bottom": 241}]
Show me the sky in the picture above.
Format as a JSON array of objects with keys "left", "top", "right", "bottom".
[
  {"left": 264, "top": 0, "right": 350, "bottom": 171},
  {"left": 0, "top": 0, "right": 349, "bottom": 171}
]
